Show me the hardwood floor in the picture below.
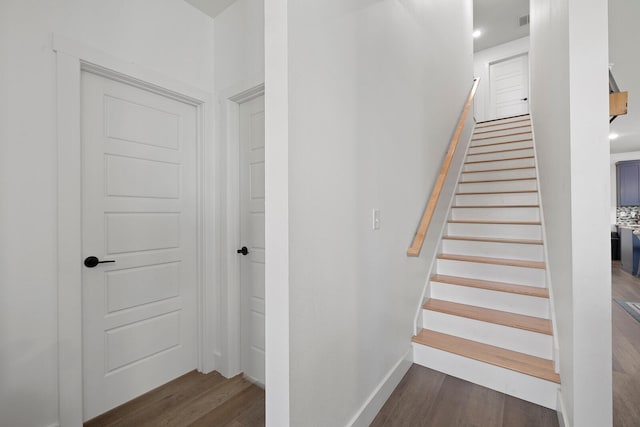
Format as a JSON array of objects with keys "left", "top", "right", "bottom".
[
  {"left": 85, "top": 262, "right": 640, "bottom": 427},
  {"left": 612, "top": 261, "right": 640, "bottom": 427},
  {"left": 83, "top": 371, "right": 264, "bottom": 427},
  {"left": 370, "top": 364, "right": 558, "bottom": 427}
]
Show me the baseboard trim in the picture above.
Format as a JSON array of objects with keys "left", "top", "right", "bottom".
[
  {"left": 556, "top": 390, "right": 570, "bottom": 427},
  {"left": 346, "top": 348, "right": 412, "bottom": 427}
]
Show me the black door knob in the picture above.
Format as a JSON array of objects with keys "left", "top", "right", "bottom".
[
  {"left": 84, "top": 256, "right": 116, "bottom": 268},
  {"left": 521, "top": 97, "right": 528, "bottom": 101},
  {"left": 236, "top": 246, "right": 249, "bottom": 256}
]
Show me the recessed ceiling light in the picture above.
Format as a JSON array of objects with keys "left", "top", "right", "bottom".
[
  {"left": 472, "top": 30, "right": 482, "bottom": 38},
  {"left": 609, "top": 133, "right": 619, "bottom": 140}
]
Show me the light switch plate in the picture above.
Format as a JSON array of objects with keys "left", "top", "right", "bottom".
[{"left": 372, "top": 209, "right": 380, "bottom": 230}]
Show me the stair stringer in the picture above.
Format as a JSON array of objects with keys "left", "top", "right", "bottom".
[
  {"left": 529, "top": 113, "right": 566, "bottom": 424},
  {"left": 412, "top": 114, "right": 478, "bottom": 336},
  {"left": 529, "top": 112, "right": 561, "bottom": 373}
]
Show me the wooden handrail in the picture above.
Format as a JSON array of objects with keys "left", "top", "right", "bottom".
[{"left": 407, "top": 78, "right": 480, "bottom": 257}]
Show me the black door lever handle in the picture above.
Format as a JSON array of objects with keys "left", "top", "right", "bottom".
[
  {"left": 84, "top": 256, "right": 116, "bottom": 268},
  {"left": 237, "top": 246, "right": 249, "bottom": 256}
]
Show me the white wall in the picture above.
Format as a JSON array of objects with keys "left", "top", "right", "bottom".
[
  {"left": 0, "top": 2, "right": 214, "bottom": 426},
  {"left": 530, "top": 0, "right": 612, "bottom": 426},
  {"left": 473, "top": 37, "right": 529, "bottom": 122},
  {"left": 211, "top": 0, "right": 265, "bottom": 377},
  {"left": 266, "top": 0, "right": 473, "bottom": 425},
  {"left": 214, "top": 0, "right": 265, "bottom": 93}
]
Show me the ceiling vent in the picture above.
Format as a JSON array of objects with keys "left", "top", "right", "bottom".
[{"left": 519, "top": 14, "right": 530, "bottom": 26}]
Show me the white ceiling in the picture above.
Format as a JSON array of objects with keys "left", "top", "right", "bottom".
[
  {"left": 183, "top": 0, "right": 237, "bottom": 18},
  {"left": 473, "top": 0, "right": 529, "bottom": 52}
]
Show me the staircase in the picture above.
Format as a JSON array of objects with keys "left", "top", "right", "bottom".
[{"left": 412, "top": 114, "right": 561, "bottom": 410}]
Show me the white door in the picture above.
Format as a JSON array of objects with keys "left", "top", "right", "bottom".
[
  {"left": 239, "top": 95, "right": 265, "bottom": 386},
  {"left": 81, "top": 71, "right": 198, "bottom": 420},
  {"left": 489, "top": 54, "right": 529, "bottom": 119}
]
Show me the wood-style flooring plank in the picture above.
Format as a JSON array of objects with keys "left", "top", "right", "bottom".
[
  {"left": 612, "top": 261, "right": 640, "bottom": 427},
  {"left": 423, "top": 375, "right": 473, "bottom": 426},
  {"left": 84, "top": 371, "right": 227, "bottom": 427},
  {"left": 461, "top": 383, "right": 506, "bottom": 426},
  {"left": 502, "top": 394, "right": 558, "bottom": 427},
  {"left": 190, "top": 384, "right": 264, "bottom": 427},
  {"left": 371, "top": 364, "right": 558, "bottom": 427},
  {"left": 139, "top": 375, "right": 253, "bottom": 427},
  {"left": 83, "top": 371, "right": 264, "bottom": 427},
  {"left": 377, "top": 365, "right": 446, "bottom": 427}
]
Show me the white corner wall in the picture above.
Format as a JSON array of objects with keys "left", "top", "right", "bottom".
[
  {"left": 473, "top": 37, "right": 530, "bottom": 122},
  {"left": 211, "top": 0, "right": 265, "bottom": 377},
  {"left": 530, "top": 0, "right": 612, "bottom": 426},
  {"left": 265, "top": 0, "right": 473, "bottom": 425},
  {"left": 0, "top": 2, "right": 214, "bottom": 426}
]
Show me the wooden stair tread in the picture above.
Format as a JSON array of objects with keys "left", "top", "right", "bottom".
[
  {"left": 467, "top": 146, "right": 534, "bottom": 156},
  {"left": 451, "top": 204, "right": 539, "bottom": 208},
  {"left": 456, "top": 190, "right": 537, "bottom": 195},
  {"left": 472, "top": 131, "right": 532, "bottom": 141},
  {"left": 412, "top": 329, "right": 560, "bottom": 383},
  {"left": 470, "top": 138, "right": 533, "bottom": 149},
  {"left": 431, "top": 274, "right": 549, "bottom": 298},
  {"left": 448, "top": 219, "right": 541, "bottom": 225},
  {"left": 473, "top": 124, "right": 532, "bottom": 135},
  {"left": 437, "top": 253, "right": 545, "bottom": 269},
  {"left": 476, "top": 114, "right": 530, "bottom": 125},
  {"left": 465, "top": 156, "right": 534, "bottom": 165},
  {"left": 443, "top": 235, "right": 543, "bottom": 245},
  {"left": 423, "top": 299, "right": 552, "bottom": 335},
  {"left": 462, "top": 166, "right": 535, "bottom": 174},
  {"left": 461, "top": 177, "right": 536, "bottom": 184}
]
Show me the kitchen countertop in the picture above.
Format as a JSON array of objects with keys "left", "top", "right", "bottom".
[{"left": 617, "top": 224, "right": 640, "bottom": 230}]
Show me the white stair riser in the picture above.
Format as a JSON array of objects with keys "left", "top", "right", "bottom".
[
  {"left": 451, "top": 207, "right": 540, "bottom": 222},
  {"left": 461, "top": 167, "right": 536, "bottom": 182},
  {"left": 447, "top": 223, "right": 542, "bottom": 240},
  {"left": 475, "top": 118, "right": 530, "bottom": 131},
  {"left": 458, "top": 179, "right": 537, "bottom": 193},
  {"left": 441, "top": 239, "right": 544, "bottom": 262},
  {"left": 472, "top": 133, "right": 532, "bottom": 146},
  {"left": 473, "top": 126, "right": 532, "bottom": 139},
  {"left": 468, "top": 140, "right": 533, "bottom": 154},
  {"left": 412, "top": 344, "right": 558, "bottom": 409},
  {"left": 422, "top": 310, "right": 553, "bottom": 359},
  {"left": 430, "top": 281, "right": 550, "bottom": 317},
  {"left": 436, "top": 259, "right": 546, "bottom": 287},
  {"left": 464, "top": 157, "right": 535, "bottom": 172},
  {"left": 455, "top": 192, "right": 538, "bottom": 206},
  {"left": 466, "top": 148, "right": 534, "bottom": 162}
]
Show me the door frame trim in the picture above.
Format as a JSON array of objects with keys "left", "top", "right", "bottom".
[
  {"left": 217, "top": 83, "right": 265, "bottom": 378},
  {"left": 53, "top": 34, "right": 216, "bottom": 425}
]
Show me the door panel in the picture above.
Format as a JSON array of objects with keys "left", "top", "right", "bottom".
[
  {"left": 81, "top": 71, "right": 197, "bottom": 420},
  {"left": 239, "top": 95, "right": 266, "bottom": 386},
  {"left": 490, "top": 54, "right": 529, "bottom": 119}
]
